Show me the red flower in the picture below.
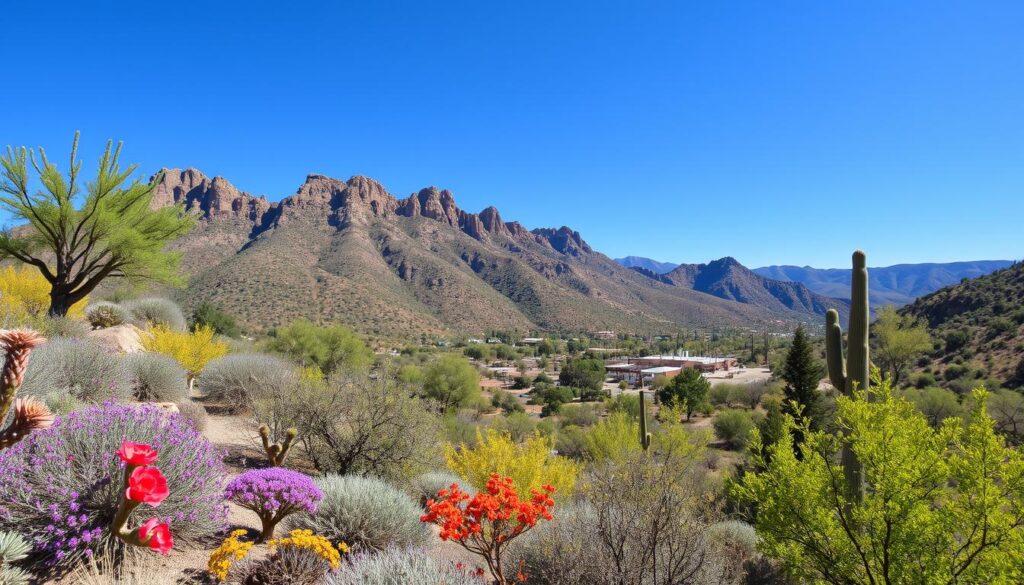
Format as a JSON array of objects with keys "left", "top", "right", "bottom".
[
  {"left": 126, "top": 466, "right": 169, "bottom": 506},
  {"left": 117, "top": 441, "right": 159, "bottom": 466},
  {"left": 139, "top": 518, "right": 173, "bottom": 554}
]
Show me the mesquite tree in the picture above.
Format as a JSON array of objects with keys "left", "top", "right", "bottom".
[{"left": 0, "top": 133, "right": 193, "bottom": 316}]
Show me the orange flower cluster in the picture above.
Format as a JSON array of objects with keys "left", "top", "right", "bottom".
[{"left": 421, "top": 474, "right": 555, "bottom": 585}]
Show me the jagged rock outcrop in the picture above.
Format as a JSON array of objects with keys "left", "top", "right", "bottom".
[{"left": 151, "top": 168, "right": 272, "bottom": 223}]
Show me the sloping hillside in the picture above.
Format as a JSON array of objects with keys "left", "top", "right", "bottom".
[
  {"left": 614, "top": 256, "right": 679, "bottom": 274},
  {"left": 901, "top": 262, "right": 1024, "bottom": 387},
  {"left": 153, "top": 169, "right": 815, "bottom": 339},
  {"left": 755, "top": 260, "right": 1014, "bottom": 306}
]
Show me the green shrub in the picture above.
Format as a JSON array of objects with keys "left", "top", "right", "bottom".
[
  {"left": 190, "top": 302, "right": 240, "bottom": 337},
  {"left": 326, "top": 547, "right": 484, "bottom": 585},
  {"left": 491, "top": 389, "right": 524, "bottom": 413},
  {"left": 85, "top": 301, "right": 129, "bottom": 328},
  {"left": 286, "top": 475, "right": 429, "bottom": 553},
  {"left": 124, "top": 297, "right": 186, "bottom": 331},
  {"left": 124, "top": 352, "right": 188, "bottom": 402},
  {"left": 713, "top": 409, "right": 755, "bottom": 450},
  {"left": 558, "top": 403, "right": 601, "bottom": 428},
  {"left": 21, "top": 338, "right": 131, "bottom": 403}
]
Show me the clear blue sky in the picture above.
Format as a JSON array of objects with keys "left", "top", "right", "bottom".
[{"left": 2, "top": 1, "right": 1021, "bottom": 268}]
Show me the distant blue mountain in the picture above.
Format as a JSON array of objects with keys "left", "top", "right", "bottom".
[
  {"left": 614, "top": 256, "right": 679, "bottom": 274},
  {"left": 753, "top": 260, "right": 1015, "bottom": 306}
]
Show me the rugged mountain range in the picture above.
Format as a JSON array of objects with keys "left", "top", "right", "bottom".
[
  {"left": 754, "top": 261, "right": 1014, "bottom": 307},
  {"left": 900, "top": 262, "right": 1023, "bottom": 387},
  {"left": 614, "top": 256, "right": 679, "bottom": 274},
  {"left": 626, "top": 257, "right": 848, "bottom": 320},
  {"left": 151, "top": 168, "right": 834, "bottom": 338}
]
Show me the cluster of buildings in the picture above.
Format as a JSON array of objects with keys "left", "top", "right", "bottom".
[{"left": 606, "top": 352, "right": 738, "bottom": 387}]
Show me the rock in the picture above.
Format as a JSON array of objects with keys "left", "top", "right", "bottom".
[{"left": 86, "top": 324, "right": 147, "bottom": 354}]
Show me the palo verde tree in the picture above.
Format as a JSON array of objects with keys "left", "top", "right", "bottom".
[{"left": 0, "top": 133, "right": 194, "bottom": 316}]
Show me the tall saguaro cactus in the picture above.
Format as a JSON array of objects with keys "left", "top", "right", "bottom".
[
  {"left": 824, "top": 250, "right": 870, "bottom": 504},
  {"left": 639, "top": 390, "right": 652, "bottom": 451}
]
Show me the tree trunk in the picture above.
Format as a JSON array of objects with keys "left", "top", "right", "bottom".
[{"left": 47, "top": 289, "right": 73, "bottom": 317}]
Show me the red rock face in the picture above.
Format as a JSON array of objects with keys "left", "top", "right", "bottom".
[{"left": 150, "top": 168, "right": 595, "bottom": 251}]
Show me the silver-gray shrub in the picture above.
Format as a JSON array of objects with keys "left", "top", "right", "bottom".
[
  {"left": 327, "top": 547, "right": 484, "bottom": 585},
  {"left": 20, "top": 338, "right": 131, "bottom": 403},
  {"left": 198, "top": 354, "right": 297, "bottom": 412},
  {"left": 38, "top": 316, "right": 91, "bottom": 339},
  {"left": 407, "top": 471, "right": 463, "bottom": 507},
  {"left": 124, "top": 352, "right": 188, "bottom": 402},
  {"left": 0, "top": 530, "right": 32, "bottom": 585},
  {"left": 85, "top": 302, "right": 130, "bottom": 329},
  {"left": 123, "top": 298, "right": 186, "bottom": 331},
  {"left": 285, "top": 475, "right": 429, "bottom": 553},
  {"left": 176, "top": 400, "right": 209, "bottom": 432}
]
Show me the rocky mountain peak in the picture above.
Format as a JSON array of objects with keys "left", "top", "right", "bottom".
[
  {"left": 150, "top": 167, "right": 270, "bottom": 223},
  {"left": 531, "top": 226, "right": 593, "bottom": 256}
]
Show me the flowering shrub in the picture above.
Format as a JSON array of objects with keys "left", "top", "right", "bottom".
[
  {"left": 0, "top": 402, "right": 229, "bottom": 568},
  {"left": 445, "top": 428, "right": 579, "bottom": 498},
  {"left": 327, "top": 547, "right": 487, "bottom": 585},
  {"left": 208, "top": 528, "right": 346, "bottom": 585},
  {"left": 225, "top": 468, "right": 322, "bottom": 541},
  {"left": 285, "top": 474, "right": 429, "bottom": 552},
  {"left": 143, "top": 325, "right": 229, "bottom": 391},
  {"left": 421, "top": 474, "right": 556, "bottom": 585}
]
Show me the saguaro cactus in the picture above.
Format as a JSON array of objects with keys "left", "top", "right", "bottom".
[
  {"left": 639, "top": 390, "right": 652, "bottom": 451},
  {"left": 0, "top": 329, "right": 53, "bottom": 451},
  {"left": 824, "top": 250, "right": 870, "bottom": 504},
  {"left": 259, "top": 424, "right": 298, "bottom": 466}
]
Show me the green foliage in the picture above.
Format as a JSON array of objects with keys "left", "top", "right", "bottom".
[
  {"left": 267, "top": 319, "right": 372, "bottom": 377},
  {"left": 421, "top": 355, "right": 481, "bottom": 411},
  {"left": 873, "top": 305, "right": 932, "bottom": 386},
  {"left": 605, "top": 393, "right": 641, "bottom": 419},
  {"left": 558, "top": 358, "right": 606, "bottom": 392},
  {"left": 286, "top": 474, "right": 429, "bottom": 553},
  {"left": 190, "top": 301, "right": 241, "bottom": 338},
  {"left": 657, "top": 368, "right": 710, "bottom": 420},
  {"left": 123, "top": 297, "right": 187, "bottom": 331},
  {"left": 85, "top": 301, "right": 129, "bottom": 328},
  {"left": 902, "top": 386, "right": 962, "bottom": 427},
  {"left": 531, "top": 383, "right": 574, "bottom": 416},
  {"left": 735, "top": 383, "right": 1024, "bottom": 584},
  {"left": 490, "top": 388, "right": 524, "bottom": 413},
  {"left": 712, "top": 409, "right": 755, "bottom": 450},
  {"left": 0, "top": 134, "right": 193, "bottom": 315},
  {"left": 781, "top": 324, "right": 824, "bottom": 433},
  {"left": 124, "top": 352, "right": 188, "bottom": 402},
  {"left": 558, "top": 403, "right": 600, "bottom": 428}
]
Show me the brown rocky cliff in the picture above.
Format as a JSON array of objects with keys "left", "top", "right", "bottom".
[{"left": 150, "top": 168, "right": 271, "bottom": 223}]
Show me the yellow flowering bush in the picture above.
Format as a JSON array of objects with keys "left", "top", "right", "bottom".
[
  {"left": 143, "top": 324, "right": 229, "bottom": 390},
  {"left": 0, "top": 265, "right": 87, "bottom": 321},
  {"left": 445, "top": 428, "right": 580, "bottom": 497},
  {"left": 207, "top": 530, "right": 254, "bottom": 582},
  {"left": 268, "top": 529, "right": 346, "bottom": 570}
]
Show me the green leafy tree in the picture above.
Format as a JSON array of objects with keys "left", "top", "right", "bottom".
[
  {"left": 873, "top": 305, "right": 932, "bottom": 386},
  {"left": 781, "top": 324, "right": 825, "bottom": 438},
  {"left": 0, "top": 133, "right": 194, "bottom": 315},
  {"left": 657, "top": 368, "right": 710, "bottom": 420},
  {"left": 267, "top": 319, "right": 372, "bottom": 376},
  {"left": 736, "top": 383, "right": 1024, "bottom": 585},
  {"left": 190, "top": 302, "right": 240, "bottom": 338},
  {"left": 422, "top": 355, "right": 481, "bottom": 411},
  {"left": 558, "top": 358, "right": 606, "bottom": 393}
]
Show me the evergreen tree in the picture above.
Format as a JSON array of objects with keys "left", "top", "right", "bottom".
[
  {"left": 0, "top": 133, "right": 194, "bottom": 315},
  {"left": 781, "top": 325, "right": 824, "bottom": 436}
]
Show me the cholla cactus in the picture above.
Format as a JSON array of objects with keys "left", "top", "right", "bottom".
[
  {"left": 0, "top": 329, "right": 52, "bottom": 451},
  {"left": 260, "top": 424, "right": 298, "bottom": 467},
  {"left": 639, "top": 390, "right": 652, "bottom": 451}
]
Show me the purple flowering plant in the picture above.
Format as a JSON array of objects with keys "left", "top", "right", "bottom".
[
  {"left": 225, "top": 468, "right": 322, "bottom": 541},
  {"left": 0, "top": 402, "right": 229, "bottom": 570}
]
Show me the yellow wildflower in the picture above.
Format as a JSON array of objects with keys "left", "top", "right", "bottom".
[
  {"left": 207, "top": 529, "right": 254, "bottom": 582},
  {"left": 268, "top": 529, "right": 342, "bottom": 570}
]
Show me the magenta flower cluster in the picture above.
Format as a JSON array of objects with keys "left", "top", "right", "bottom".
[
  {"left": 0, "top": 402, "right": 229, "bottom": 567},
  {"left": 225, "top": 468, "right": 322, "bottom": 540}
]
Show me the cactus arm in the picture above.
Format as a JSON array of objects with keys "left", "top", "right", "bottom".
[
  {"left": 259, "top": 424, "right": 298, "bottom": 466},
  {"left": 825, "top": 310, "right": 847, "bottom": 392},
  {"left": 639, "top": 391, "right": 652, "bottom": 451},
  {"left": 846, "top": 250, "right": 870, "bottom": 397}
]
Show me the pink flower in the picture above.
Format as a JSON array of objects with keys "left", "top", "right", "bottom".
[
  {"left": 116, "top": 441, "right": 159, "bottom": 466},
  {"left": 126, "top": 466, "right": 169, "bottom": 506},
  {"left": 138, "top": 518, "right": 173, "bottom": 554}
]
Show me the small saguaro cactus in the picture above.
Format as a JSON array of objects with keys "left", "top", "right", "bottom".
[
  {"left": 824, "top": 250, "right": 870, "bottom": 504},
  {"left": 639, "top": 390, "right": 652, "bottom": 451},
  {"left": 0, "top": 329, "right": 53, "bottom": 451},
  {"left": 259, "top": 424, "right": 298, "bottom": 466}
]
